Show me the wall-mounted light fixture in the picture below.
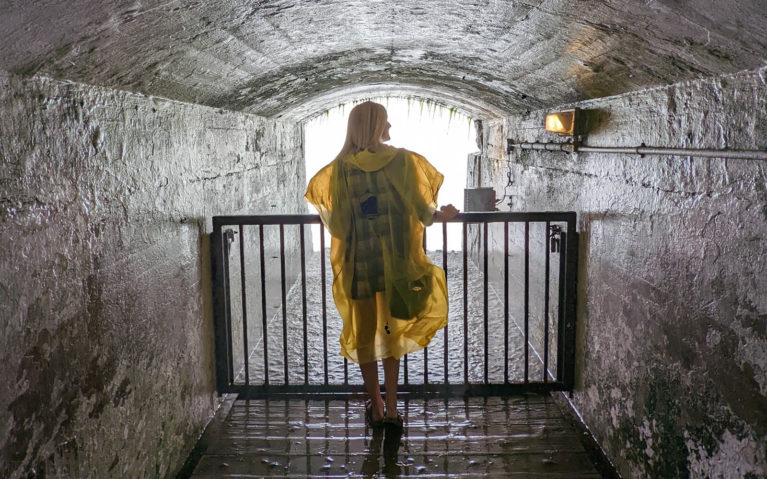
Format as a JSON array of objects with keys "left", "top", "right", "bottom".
[
  {"left": 545, "top": 107, "right": 583, "bottom": 136},
  {"left": 509, "top": 103, "right": 767, "bottom": 160}
]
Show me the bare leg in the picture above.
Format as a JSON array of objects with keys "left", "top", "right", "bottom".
[
  {"left": 360, "top": 361, "right": 384, "bottom": 421},
  {"left": 382, "top": 357, "right": 400, "bottom": 418}
]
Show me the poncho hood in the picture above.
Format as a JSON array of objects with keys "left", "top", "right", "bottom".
[{"left": 344, "top": 145, "right": 399, "bottom": 172}]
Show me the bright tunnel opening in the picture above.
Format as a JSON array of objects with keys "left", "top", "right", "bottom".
[{"left": 304, "top": 97, "right": 478, "bottom": 252}]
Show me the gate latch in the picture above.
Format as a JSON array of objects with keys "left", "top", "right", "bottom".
[
  {"left": 223, "top": 229, "right": 238, "bottom": 256},
  {"left": 549, "top": 225, "right": 562, "bottom": 253},
  {"left": 224, "top": 228, "right": 237, "bottom": 244}
]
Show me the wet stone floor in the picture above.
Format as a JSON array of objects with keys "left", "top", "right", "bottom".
[{"left": 187, "top": 394, "right": 601, "bottom": 478}]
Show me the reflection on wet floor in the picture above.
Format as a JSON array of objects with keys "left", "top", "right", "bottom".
[{"left": 188, "top": 395, "right": 601, "bottom": 478}]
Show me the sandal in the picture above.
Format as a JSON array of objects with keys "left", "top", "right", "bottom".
[
  {"left": 382, "top": 412, "right": 404, "bottom": 432},
  {"left": 365, "top": 400, "right": 384, "bottom": 428}
]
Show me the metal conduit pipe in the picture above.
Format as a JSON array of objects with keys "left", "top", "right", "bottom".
[{"left": 508, "top": 141, "right": 767, "bottom": 161}]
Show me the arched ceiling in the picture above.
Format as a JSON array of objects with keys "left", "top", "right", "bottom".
[{"left": 1, "top": 0, "right": 765, "bottom": 121}]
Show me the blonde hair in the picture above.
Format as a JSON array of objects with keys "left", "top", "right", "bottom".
[{"left": 335, "top": 101, "right": 389, "bottom": 160}]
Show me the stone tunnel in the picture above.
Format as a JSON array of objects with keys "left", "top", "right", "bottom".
[{"left": 1, "top": 1, "right": 766, "bottom": 478}]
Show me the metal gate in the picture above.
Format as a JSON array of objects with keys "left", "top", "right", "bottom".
[{"left": 210, "top": 212, "right": 578, "bottom": 398}]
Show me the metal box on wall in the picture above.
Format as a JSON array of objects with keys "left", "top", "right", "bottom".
[{"left": 464, "top": 187, "right": 496, "bottom": 212}]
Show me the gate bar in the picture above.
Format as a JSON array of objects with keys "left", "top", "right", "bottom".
[
  {"left": 524, "top": 221, "right": 530, "bottom": 383},
  {"left": 320, "top": 224, "right": 328, "bottom": 386},
  {"left": 423, "top": 227, "right": 429, "bottom": 384},
  {"left": 238, "top": 224, "right": 250, "bottom": 387},
  {"left": 214, "top": 212, "right": 575, "bottom": 225},
  {"left": 564, "top": 225, "right": 579, "bottom": 390},
  {"left": 544, "top": 221, "right": 551, "bottom": 383},
  {"left": 279, "top": 224, "right": 289, "bottom": 385},
  {"left": 503, "top": 221, "right": 509, "bottom": 384},
  {"left": 442, "top": 221, "right": 449, "bottom": 384},
  {"left": 259, "top": 225, "right": 269, "bottom": 385},
  {"left": 232, "top": 381, "right": 567, "bottom": 399},
  {"left": 223, "top": 234, "right": 234, "bottom": 385},
  {"left": 300, "top": 224, "right": 308, "bottom": 385},
  {"left": 462, "top": 222, "right": 468, "bottom": 384},
  {"left": 211, "top": 224, "right": 231, "bottom": 392},
  {"left": 483, "top": 222, "right": 489, "bottom": 384}
]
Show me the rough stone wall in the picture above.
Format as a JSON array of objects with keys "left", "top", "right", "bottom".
[
  {"left": 478, "top": 67, "right": 767, "bottom": 478},
  {"left": 0, "top": 72, "right": 305, "bottom": 478}
]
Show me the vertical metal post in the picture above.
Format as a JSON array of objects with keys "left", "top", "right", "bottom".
[
  {"left": 524, "top": 221, "right": 530, "bottom": 383},
  {"left": 238, "top": 224, "right": 250, "bottom": 387},
  {"left": 462, "top": 222, "right": 468, "bottom": 384},
  {"left": 563, "top": 216, "right": 579, "bottom": 391},
  {"left": 423, "top": 219, "right": 429, "bottom": 386},
  {"left": 544, "top": 221, "right": 551, "bottom": 383},
  {"left": 423, "top": 220, "right": 428, "bottom": 384},
  {"left": 223, "top": 234, "right": 234, "bottom": 386},
  {"left": 300, "top": 224, "right": 308, "bottom": 386},
  {"left": 442, "top": 221, "right": 448, "bottom": 275},
  {"left": 344, "top": 357, "right": 349, "bottom": 385},
  {"left": 404, "top": 353, "right": 409, "bottom": 385},
  {"left": 503, "top": 221, "right": 509, "bottom": 384},
  {"left": 211, "top": 220, "right": 232, "bottom": 393},
  {"left": 442, "top": 221, "right": 448, "bottom": 384},
  {"left": 556, "top": 229, "right": 566, "bottom": 384},
  {"left": 279, "top": 224, "right": 288, "bottom": 385},
  {"left": 320, "top": 224, "right": 328, "bottom": 386},
  {"left": 483, "top": 222, "right": 489, "bottom": 384},
  {"left": 259, "top": 225, "right": 269, "bottom": 385}
]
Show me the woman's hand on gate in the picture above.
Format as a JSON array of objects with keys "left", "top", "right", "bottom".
[{"left": 434, "top": 204, "right": 459, "bottom": 221}]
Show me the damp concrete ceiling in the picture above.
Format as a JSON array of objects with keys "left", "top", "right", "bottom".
[{"left": 1, "top": 0, "right": 765, "bottom": 120}]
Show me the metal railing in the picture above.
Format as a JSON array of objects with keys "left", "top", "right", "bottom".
[{"left": 210, "top": 212, "right": 578, "bottom": 398}]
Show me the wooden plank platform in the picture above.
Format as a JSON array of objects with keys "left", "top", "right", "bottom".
[{"left": 187, "top": 394, "right": 602, "bottom": 478}]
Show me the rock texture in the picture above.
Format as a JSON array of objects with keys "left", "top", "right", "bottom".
[
  {"left": 0, "top": 72, "right": 305, "bottom": 478},
  {"left": 1, "top": 2, "right": 766, "bottom": 477},
  {"left": 476, "top": 67, "right": 767, "bottom": 478},
  {"left": 1, "top": 1, "right": 765, "bottom": 120}
]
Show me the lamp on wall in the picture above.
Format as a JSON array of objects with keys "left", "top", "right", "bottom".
[
  {"left": 511, "top": 106, "right": 767, "bottom": 160},
  {"left": 545, "top": 107, "right": 584, "bottom": 136}
]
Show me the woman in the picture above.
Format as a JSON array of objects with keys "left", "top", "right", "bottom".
[{"left": 305, "top": 101, "right": 458, "bottom": 429}]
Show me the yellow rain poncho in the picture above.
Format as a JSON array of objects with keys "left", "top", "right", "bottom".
[{"left": 305, "top": 145, "right": 448, "bottom": 364}]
